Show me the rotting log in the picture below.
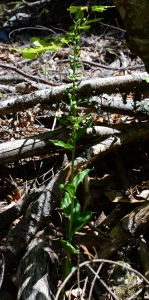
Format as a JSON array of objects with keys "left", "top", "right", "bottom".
[
  {"left": 98, "top": 201, "right": 149, "bottom": 259},
  {"left": 112, "top": 0, "right": 149, "bottom": 73}
]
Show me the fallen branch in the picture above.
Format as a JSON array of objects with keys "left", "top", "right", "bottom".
[
  {"left": 0, "top": 62, "right": 61, "bottom": 86},
  {"left": 0, "top": 126, "right": 120, "bottom": 165},
  {"left": 87, "top": 121, "right": 149, "bottom": 160},
  {"left": 0, "top": 72, "right": 148, "bottom": 116}
]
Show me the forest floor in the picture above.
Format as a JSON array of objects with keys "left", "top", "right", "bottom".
[{"left": 0, "top": 1, "right": 149, "bottom": 299}]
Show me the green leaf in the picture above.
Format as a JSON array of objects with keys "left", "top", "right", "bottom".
[
  {"left": 45, "top": 9, "right": 50, "bottom": 15},
  {"left": 75, "top": 120, "right": 92, "bottom": 142},
  {"left": 78, "top": 25, "right": 90, "bottom": 30},
  {"left": 75, "top": 9, "right": 84, "bottom": 20},
  {"left": 84, "top": 18, "right": 102, "bottom": 25},
  {"left": 50, "top": 140, "right": 74, "bottom": 150},
  {"left": 144, "top": 77, "right": 149, "bottom": 83},
  {"left": 64, "top": 183, "right": 76, "bottom": 198},
  {"left": 56, "top": 117, "right": 70, "bottom": 127},
  {"left": 70, "top": 211, "right": 92, "bottom": 238},
  {"left": 76, "top": 113, "right": 91, "bottom": 125},
  {"left": 91, "top": 5, "right": 114, "bottom": 12},
  {"left": 61, "top": 192, "right": 71, "bottom": 217},
  {"left": 73, "top": 169, "right": 91, "bottom": 188},
  {"left": 61, "top": 240, "right": 79, "bottom": 254},
  {"left": 21, "top": 52, "right": 36, "bottom": 59},
  {"left": 73, "top": 197, "right": 81, "bottom": 218},
  {"left": 68, "top": 6, "right": 88, "bottom": 13},
  {"left": 75, "top": 62, "right": 82, "bottom": 68}
]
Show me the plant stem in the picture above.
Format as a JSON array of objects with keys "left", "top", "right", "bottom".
[{"left": 64, "top": 18, "right": 80, "bottom": 278}]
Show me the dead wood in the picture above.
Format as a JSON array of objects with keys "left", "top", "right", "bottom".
[
  {"left": 0, "top": 126, "right": 120, "bottom": 165},
  {"left": 98, "top": 201, "right": 149, "bottom": 259},
  {"left": 0, "top": 121, "right": 148, "bottom": 166},
  {"left": 14, "top": 229, "right": 59, "bottom": 300},
  {"left": 1, "top": 72, "right": 148, "bottom": 116},
  {"left": 138, "top": 238, "right": 149, "bottom": 298},
  {"left": 0, "top": 194, "right": 35, "bottom": 231},
  {"left": 97, "top": 204, "right": 127, "bottom": 229},
  {"left": 97, "top": 95, "right": 149, "bottom": 117},
  {"left": 0, "top": 62, "right": 61, "bottom": 87},
  {"left": 0, "top": 128, "right": 70, "bottom": 165},
  {"left": 87, "top": 121, "right": 149, "bottom": 161},
  {"left": 3, "top": 167, "right": 69, "bottom": 272}
]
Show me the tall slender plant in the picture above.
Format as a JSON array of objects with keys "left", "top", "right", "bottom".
[
  {"left": 51, "top": 6, "right": 93, "bottom": 278},
  {"left": 51, "top": 5, "right": 112, "bottom": 278},
  {"left": 14, "top": 4, "right": 112, "bottom": 278}
]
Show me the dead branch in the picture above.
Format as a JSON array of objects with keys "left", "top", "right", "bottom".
[
  {"left": 1, "top": 72, "right": 148, "bottom": 116},
  {"left": 0, "top": 126, "right": 120, "bottom": 165},
  {"left": 0, "top": 63, "right": 61, "bottom": 87},
  {"left": 87, "top": 121, "right": 149, "bottom": 161},
  {"left": 0, "top": 121, "right": 148, "bottom": 166},
  {"left": 98, "top": 201, "right": 149, "bottom": 259}
]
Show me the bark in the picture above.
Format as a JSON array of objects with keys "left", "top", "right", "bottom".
[
  {"left": 98, "top": 201, "right": 149, "bottom": 259},
  {"left": 0, "top": 121, "right": 148, "bottom": 166},
  {"left": 0, "top": 126, "right": 120, "bottom": 165},
  {"left": 87, "top": 121, "right": 149, "bottom": 161},
  {"left": 112, "top": 0, "right": 149, "bottom": 73},
  {"left": 1, "top": 72, "right": 148, "bottom": 116},
  {"left": 3, "top": 167, "right": 69, "bottom": 272},
  {"left": 14, "top": 229, "right": 59, "bottom": 300},
  {"left": 0, "top": 194, "right": 35, "bottom": 231}
]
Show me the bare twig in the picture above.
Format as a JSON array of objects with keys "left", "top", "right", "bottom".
[{"left": 55, "top": 259, "right": 149, "bottom": 300}]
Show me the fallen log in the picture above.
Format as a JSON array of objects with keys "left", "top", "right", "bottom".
[
  {"left": 0, "top": 121, "right": 148, "bottom": 165},
  {"left": 0, "top": 126, "right": 120, "bottom": 165},
  {"left": 0, "top": 72, "right": 148, "bottom": 116},
  {"left": 87, "top": 121, "right": 149, "bottom": 161}
]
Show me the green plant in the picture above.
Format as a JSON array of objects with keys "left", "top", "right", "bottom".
[
  {"left": 11, "top": 5, "right": 113, "bottom": 60},
  {"left": 50, "top": 4, "right": 112, "bottom": 279},
  {"left": 13, "top": 4, "right": 112, "bottom": 279},
  {"left": 51, "top": 6, "right": 94, "bottom": 278}
]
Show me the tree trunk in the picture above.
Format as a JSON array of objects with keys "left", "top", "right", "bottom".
[{"left": 112, "top": 0, "right": 149, "bottom": 73}]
